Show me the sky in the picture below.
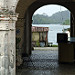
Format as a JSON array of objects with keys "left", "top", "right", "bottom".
[{"left": 34, "top": 5, "right": 68, "bottom": 16}]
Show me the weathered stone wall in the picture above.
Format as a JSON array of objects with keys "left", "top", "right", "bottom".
[
  {"left": 0, "top": 14, "right": 18, "bottom": 75},
  {"left": 0, "top": 21, "right": 10, "bottom": 75},
  {"left": 0, "top": 0, "right": 75, "bottom": 75}
]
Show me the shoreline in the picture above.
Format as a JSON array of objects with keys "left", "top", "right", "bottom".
[{"left": 34, "top": 47, "right": 58, "bottom": 50}]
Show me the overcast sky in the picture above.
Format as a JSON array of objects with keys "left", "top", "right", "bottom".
[{"left": 34, "top": 5, "right": 68, "bottom": 16}]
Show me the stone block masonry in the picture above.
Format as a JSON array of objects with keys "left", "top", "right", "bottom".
[{"left": 0, "top": 14, "right": 18, "bottom": 75}]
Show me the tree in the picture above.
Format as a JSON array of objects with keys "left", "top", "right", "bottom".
[{"left": 63, "top": 19, "right": 70, "bottom": 25}]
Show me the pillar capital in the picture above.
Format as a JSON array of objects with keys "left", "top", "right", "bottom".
[
  {"left": 0, "top": 10, "right": 18, "bottom": 30},
  {"left": 0, "top": 14, "right": 18, "bottom": 31},
  {"left": 0, "top": 14, "right": 18, "bottom": 21}
]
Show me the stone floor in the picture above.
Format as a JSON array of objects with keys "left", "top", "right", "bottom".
[{"left": 16, "top": 47, "right": 75, "bottom": 75}]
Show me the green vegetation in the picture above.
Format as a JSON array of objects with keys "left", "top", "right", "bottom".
[
  {"left": 36, "top": 40, "right": 40, "bottom": 47},
  {"left": 63, "top": 19, "right": 70, "bottom": 25},
  {"left": 33, "top": 14, "right": 52, "bottom": 24},
  {"left": 52, "top": 45, "right": 58, "bottom": 47},
  {"left": 48, "top": 44, "right": 58, "bottom": 47},
  {"left": 32, "top": 10, "right": 70, "bottom": 25}
]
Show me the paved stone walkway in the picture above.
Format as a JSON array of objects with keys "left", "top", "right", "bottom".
[{"left": 17, "top": 47, "right": 75, "bottom": 75}]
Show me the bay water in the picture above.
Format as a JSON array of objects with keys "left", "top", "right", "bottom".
[{"left": 32, "top": 24, "right": 70, "bottom": 45}]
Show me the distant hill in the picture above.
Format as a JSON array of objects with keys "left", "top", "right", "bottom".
[{"left": 32, "top": 10, "right": 70, "bottom": 25}]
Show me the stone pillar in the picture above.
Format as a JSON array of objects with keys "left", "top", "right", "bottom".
[
  {"left": 71, "top": 14, "right": 75, "bottom": 37},
  {"left": 16, "top": 19, "right": 25, "bottom": 66},
  {"left": 25, "top": 11, "right": 32, "bottom": 55},
  {"left": 16, "top": 18, "right": 25, "bottom": 53},
  {"left": 0, "top": 14, "right": 18, "bottom": 75},
  {"left": 70, "top": 13, "right": 75, "bottom": 60}
]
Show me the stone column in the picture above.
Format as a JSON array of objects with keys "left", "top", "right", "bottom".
[
  {"left": 16, "top": 19, "right": 25, "bottom": 66},
  {"left": 70, "top": 14, "right": 75, "bottom": 37},
  {"left": 25, "top": 11, "right": 32, "bottom": 55},
  {"left": 70, "top": 13, "right": 75, "bottom": 60},
  {"left": 0, "top": 14, "right": 18, "bottom": 75},
  {"left": 16, "top": 18, "right": 25, "bottom": 53}
]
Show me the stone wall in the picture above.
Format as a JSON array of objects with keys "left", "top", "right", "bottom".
[
  {"left": 0, "top": 0, "right": 75, "bottom": 75},
  {"left": 0, "top": 12, "right": 18, "bottom": 75}
]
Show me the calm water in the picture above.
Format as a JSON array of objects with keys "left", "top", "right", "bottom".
[{"left": 32, "top": 24, "right": 70, "bottom": 45}]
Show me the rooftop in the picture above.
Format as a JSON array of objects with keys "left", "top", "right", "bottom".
[{"left": 32, "top": 26, "right": 49, "bottom": 32}]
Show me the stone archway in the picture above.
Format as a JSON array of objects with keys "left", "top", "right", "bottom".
[
  {"left": 16, "top": 0, "right": 75, "bottom": 56},
  {"left": 16, "top": 1, "right": 75, "bottom": 75},
  {"left": 0, "top": 0, "right": 75, "bottom": 75},
  {"left": 15, "top": 0, "right": 75, "bottom": 70},
  {"left": 26, "top": 2, "right": 75, "bottom": 63}
]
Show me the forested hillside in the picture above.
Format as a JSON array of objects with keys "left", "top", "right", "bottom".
[{"left": 32, "top": 10, "right": 70, "bottom": 25}]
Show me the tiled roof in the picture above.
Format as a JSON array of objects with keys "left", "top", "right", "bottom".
[{"left": 32, "top": 26, "right": 49, "bottom": 32}]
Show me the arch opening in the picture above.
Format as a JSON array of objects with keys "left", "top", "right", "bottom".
[
  {"left": 16, "top": 1, "right": 75, "bottom": 75},
  {"left": 32, "top": 4, "right": 71, "bottom": 47},
  {"left": 31, "top": 4, "right": 71, "bottom": 68}
]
